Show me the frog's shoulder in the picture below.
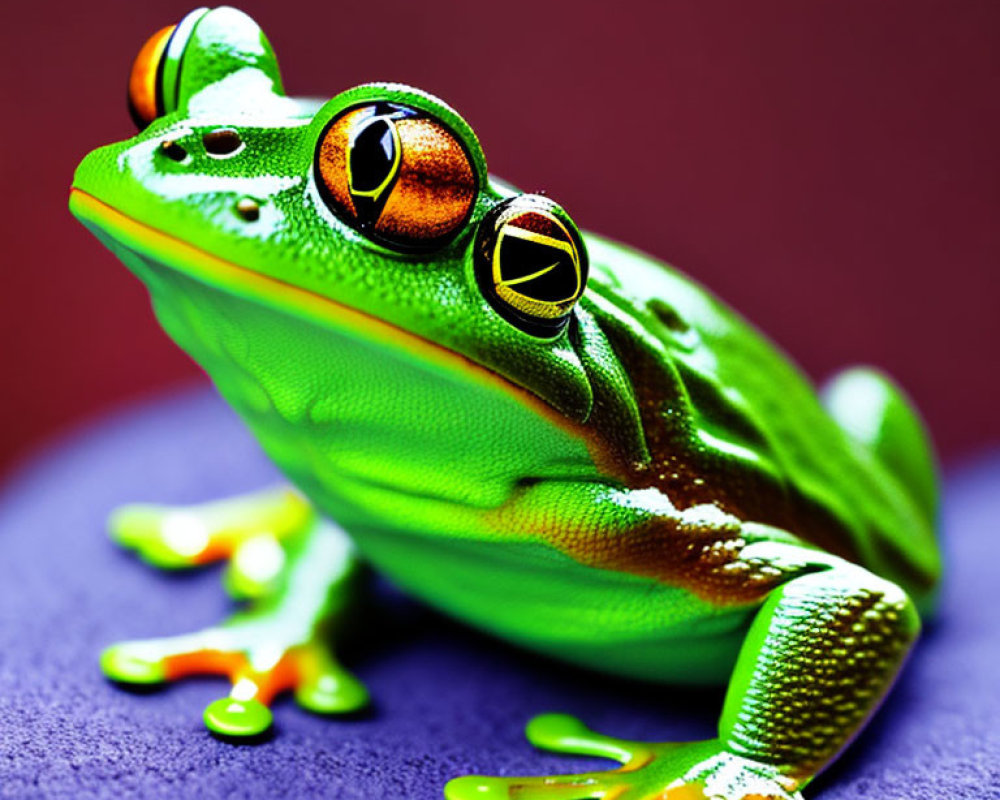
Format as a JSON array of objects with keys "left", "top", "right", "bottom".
[
  {"left": 574, "top": 229, "right": 800, "bottom": 512},
  {"left": 581, "top": 232, "right": 734, "bottom": 340},
  {"left": 574, "top": 230, "right": 937, "bottom": 600}
]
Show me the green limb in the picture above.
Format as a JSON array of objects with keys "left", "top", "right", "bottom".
[
  {"left": 103, "top": 488, "right": 368, "bottom": 737},
  {"left": 822, "top": 367, "right": 938, "bottom": 524},
  {"left": 445, "top": 714, "right": 634, "bottom": 800},
  {"left": 446, "top": 542, "right": 917, "bottom": 800},
  {"left": 526, "top": 713, "right": 649, "bottom": 764},
  {"left": 821, "top": 369, "right": 941, "bottom": 615},
  {"left": 203, "top": 696, "right": 274, "bottom": 738},
  {"left": 446, "top": 713, "right": 800, "bottom": 800},
  {"left": 719, "top": 544, "right": 920, "bottom": 783}
]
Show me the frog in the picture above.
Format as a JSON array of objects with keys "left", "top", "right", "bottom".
[{"left": 69, "top": 7, "right": 942, "bottom": 800}]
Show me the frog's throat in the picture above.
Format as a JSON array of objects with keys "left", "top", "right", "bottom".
[{"left": 68, "top": 188, "right": 596, "bottom": 451}]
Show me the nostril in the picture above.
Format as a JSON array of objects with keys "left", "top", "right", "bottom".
[
  {"left": 203, "top": 128, "right": 244, "bottom": 157},
  {"left": 161, "top": 140, "right": 188, "bottom": 162},
  {"left": 235, "top": 198, "right": 260, "bottom": 222}
]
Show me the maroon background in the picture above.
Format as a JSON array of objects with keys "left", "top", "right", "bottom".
[{"left": 2, "top": 1, "right": 998, "bottom": 477}]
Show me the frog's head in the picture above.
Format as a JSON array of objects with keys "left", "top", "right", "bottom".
[{"left": 71, "top": 8, "right": 646, "bottom": 502}]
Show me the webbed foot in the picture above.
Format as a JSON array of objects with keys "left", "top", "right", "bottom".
[
  {"left": 103, "top": 487, "right": 368, "bottom": 737},
  {"left": 445, "top": 714, "right": 803, "bottom": 800}
]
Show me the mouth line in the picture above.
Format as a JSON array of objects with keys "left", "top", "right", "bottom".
[{"left": 68, "top": 187, "right": 581, "bottom": 438}]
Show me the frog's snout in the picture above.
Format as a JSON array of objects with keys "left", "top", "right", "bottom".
[
  {"left": 159, "top": 139, "right": 189, "bottom": 163},
  {"left": 152, "top": 127, "right": 246, "bottom": 168},
  {"left": 70, "top": 142, "right": 119, "bottom": 206}
]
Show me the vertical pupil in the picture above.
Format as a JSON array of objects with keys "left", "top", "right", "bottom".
[{"left": 350, "top": 119, "right": 396, "bottom": 195}]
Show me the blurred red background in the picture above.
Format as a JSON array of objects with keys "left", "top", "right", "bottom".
[{"left": 1, "top": 1, "right": 997, "bottom": 477}]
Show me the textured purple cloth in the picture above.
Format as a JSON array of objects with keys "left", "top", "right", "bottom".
[{"left": 0, "top": 386, "right": 996, "bottom": 799}]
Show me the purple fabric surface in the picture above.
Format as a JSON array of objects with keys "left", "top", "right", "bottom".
[{"left": 0, "top": 386, "right": 996, "bottom": 799}]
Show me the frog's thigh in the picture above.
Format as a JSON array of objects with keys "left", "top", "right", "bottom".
[
  {"left": 719, "top": 541, "right": 920, "bottom": 783},
  {"left": 821, "top": 367, "right": 937, "bottom": 521}
]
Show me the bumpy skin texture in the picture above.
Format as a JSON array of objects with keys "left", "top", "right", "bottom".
[{"left": 70, "top": 7, "right": 941, "bottom": 799}]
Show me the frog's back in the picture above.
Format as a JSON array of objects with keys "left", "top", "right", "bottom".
[{"left": 581, "top": 233, "right": 940, "bottom": 605}]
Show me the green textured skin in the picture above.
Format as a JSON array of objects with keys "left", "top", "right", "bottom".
[{"left": 70, "top": 8, "right": 942, "bottom": 798}]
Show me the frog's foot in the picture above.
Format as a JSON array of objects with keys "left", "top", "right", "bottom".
[
  {"left": 109, "top": 486, "right": 312, "bottom": 598},
  {"left": 102, "top": 510, "right": 369, "bottom": 737},
  {"left": 445, "top": 714, "right": 803, "bottom": 800}
]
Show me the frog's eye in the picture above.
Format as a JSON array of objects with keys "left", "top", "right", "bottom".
[
  {"left": 127, "top": 23, "right": 174, "bottom": 128},
  {"left": 474, "top": 195, "right": 588, "bottom": 337},
  {"left": 315, "top": 103, "right": 478, "bottom": 251},
  {"left": 127, "top": 8, "right": 208, "bottom": 130}
]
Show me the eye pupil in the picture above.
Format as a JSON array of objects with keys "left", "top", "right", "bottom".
[
  {"left": 349, "top": 119, "right": 398, "bottom": 196},
  {"left": 160, "top": 139, "right": 188, "bottom": 162},
  {"left": 203, "top": 128, "right": 243, "bottom": 156},
  {"left": 497, "top": 234, "right": 576, "bottom": 302}
]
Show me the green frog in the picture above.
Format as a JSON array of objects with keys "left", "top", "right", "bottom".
[{"left": 69, "top": 8, "right": 941, "bottom": 799}]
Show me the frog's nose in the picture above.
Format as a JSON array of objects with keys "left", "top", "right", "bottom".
[
  {"left": 70, "top": 142, "right": 118, "bottom": 203},
  {"left": 153, "top": 128, "right": 245, "bottom": 167},
  {"left": 159, "top": 138, "right": 189, "bottom": 162}
]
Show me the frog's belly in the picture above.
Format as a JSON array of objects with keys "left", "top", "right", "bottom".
[
  {"left": 127, "top": 256, "right": 755, "bottom": 682},
  {"left": 348, "top": 525, "right": 753, "bottom": 685},
  {"left": 233, "top": 383, "right": 753, "bottom": 683},
  {"left": 250, "top": 431, "right": 756, "bottom": 684},
  {"left": 232, "top": 406, "right": 754, "bottom": 685}
]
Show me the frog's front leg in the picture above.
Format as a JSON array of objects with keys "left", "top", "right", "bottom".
[
  {"left": 447, "top": 483, "right": 920, "bottom": 800},
  {"left": 102, "top": 487, "right": 369, "bottom": 737}
]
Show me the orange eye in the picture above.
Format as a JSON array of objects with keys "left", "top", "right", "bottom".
[
  {"left": 315, "top": 103, "right": 477, "bottom": 251},
  {"left": 125, "top": 8, "right": 210, "bottom": 130},
  {"left": 127, "top": 24, "right": 175, "bottom": 129}
]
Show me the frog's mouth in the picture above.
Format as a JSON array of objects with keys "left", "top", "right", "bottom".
[
  {"left": 69, "top": 188, "right": 600, "bottom": 512},
  {"left": 70, "top": 188, "right": 563, "bottom": 420}
]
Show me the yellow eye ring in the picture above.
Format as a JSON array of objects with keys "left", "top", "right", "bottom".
[{"left": 475, "top": 195, "right": 588, "bottom": 337}]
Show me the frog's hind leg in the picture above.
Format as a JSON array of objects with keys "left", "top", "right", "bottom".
[
  {"left": 821, "top": 367, "right": 938, "bottom": 524},
  {"left": 102, "top": 487, "right": 368, "bottom": 737},
  {"left": 446, "top": 543, "right": 920, "bottom": 800},
  {"left": 446, "top": 714, "right": 788, "bottom": 800}
]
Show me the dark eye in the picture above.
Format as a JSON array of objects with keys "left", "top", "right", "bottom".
[
  {"left": 203, "top": 128, "right": 244, "bottom": 157},
  {"left": 315, "top": 103, "right": 477, "bottom": 251},
  {"left": 127, "top": 23, "right": 176, "bottom": 129},
  {"left": 126, "top": 8, "right": 208, "bottom": 130},
  {"left": 475, "top": 195, "right": 588, "bottom": 337},
  {"left": 349, "top": 117, "right": 399, "bottom": 197}
]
